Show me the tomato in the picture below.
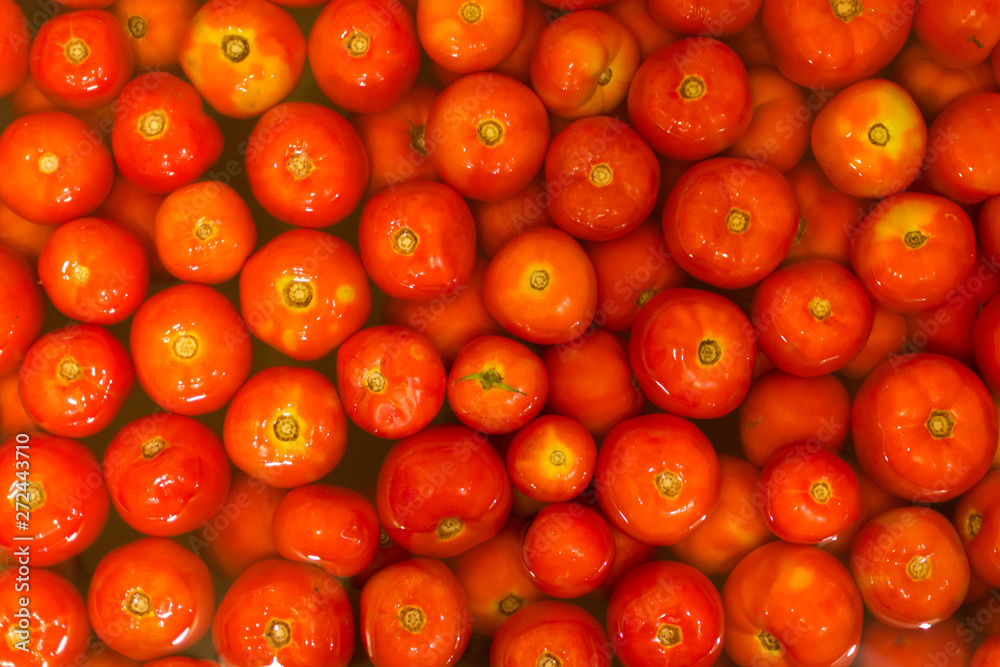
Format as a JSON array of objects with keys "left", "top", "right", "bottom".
[
  {"left": 19, "top": 324, "right": 134, "bottom": 438},
  {"left": 738, "top": 371, "right": 851, "bottom": 467},
  {"left": 925, "top": 92, "right": 1000, "bottom": 204},
  {"left": 376, "top": 425, "right": 512, "bottom": 557},
  {"left": 212, "top": 559, "right": 354, "bottom": 667},
  {"left": 245, "top": 102, "right": 368, "bottom": 228},
  {"left": 0, "top": 246, "right": 43, "bottom": 377},
  {"left": 0, "top": 0, "right": 28, "bottom": 97},
  {"left": 954, "top": 470, "right": 1000, "bottom": 588},
  {"left": 505, "top": 415, "right": 596, "bottom": 503},
  {"left": 522, "top": 503, "right": 614, "bottom": 598},
  {"left": 38, "top": 217, "right": 149, "bottom": 324},
  {"left": 607, "top": 561, "right": 725, "bottom": 667},
  {"left": 631, "top": 288, "right": 756, "bottom": 419},
  {"left": 751, "top": 258, "right": 874, "bottom": 377},
  {"left": 839, "top": 305, "right": 908, "bottom": 379},
  {"left": 130, "top": 283, "right": 253, "bottom": 415},
  {"left": 29, "top": 10, "right": 133, "bottom": 109},
  {"left": 240, "top": 229, "right": 371, "bottom": 360},
  {"left": 180, "top": 0, "right": 306, "bottom": 118},
  {"left": 0, "top": 202, "right": 53, "bottom": 264},
  {"left": 604, "top": 0, "right": 677, "bottom": 59},
  {"left": 761, "top": 0, "right": 913, "bottom": 89},
  {"left": 359, "top": 181, "right": 476, "bottom": 300},
  {"left": 851, "top": 193, "right": 978, "bottom": 312},
  {"left": 143, "top": 659, "right": 219, "bottom": 667},
  {"left": 628, "top": 38, "right": 753, "bottom": 161},
  {"left": 417, "top": 0, "right": 523, "bottom": 74},
  {"left": 530, "top": 10, "right": 640, "bottom": 118},
  {"left": 0, "top": 568, "right": 89, "bottom": 667},
  {"left": 850, "top": 506, "right": 970, "bottom": 628},
  {"left": 853, "top": 353, "right": 998, "bottom": 502},
  {"left": 723, "top": 542, "right": 863, "bottom": 667},
  {"left": 81, "top": 645, "right": 143, "bottom": 667},
  {"left": 111, "top": 72, "right": 223, "bottom": 194},
  {"left": 913, "top": 0, "right": 1000, "bottom": 69},
  {"left": 111, "top": 0, "right": 200, "bottom": 72},
  {"left": 654, "top": 0, "right": 761, "bottom": 36},
  {"left": 425, "top": 72, "right": 549, "bottom": 201},
  {"left": 0, "top": 372, "right": 35, "bottom": 440},
  {"left": 974, "top": 633, "right": 1000, "bottom": 667},
  {"left": 489, "top": 0, "right": 547, "bottom": 83},
  {"left": 891, "top": 40, "right": 1000, "bottom": 119},
  {"left": 104, "top": 412, "right": 231, "bottom": 537},
  {"left": 490, "top": 601, "right": 611, "bottom": 667},
  {"left": 310, "top": 0, "right": 420, "bottom": 112},
  {"left": 88, "top": 537, "right": 215, "bottom": 661},
  {"left": 0, "top": 112, "right": 114, "bottom": 225},
  {"left": 470, "top": 176, "right": 552, "bottom": 258},
  {"left": 595, "top": 413, "right": 720, "bottom": 545},
  {"left": 361, "top": 558, "right": 471, "bottom": 667},
  {"left": 0, "top": 433, "right": 108, "bottom": 567},
  {"left": 154, "top": 181, "right": 257, "bottom": 285},
  {"left": 96, "top": 174, "right": 168, "bottom": 280},
  {"left": 858, "top": 616, "right": 973, "bottom": 667}
]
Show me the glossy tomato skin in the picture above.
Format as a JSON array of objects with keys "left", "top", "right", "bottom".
[
  {"left": 0, "top": 0, "right": 29, "bottom": 97},
  {"left": 180, "top": 0, "right": 306, "bottom": 118},
  {"left": 506, "top": 415, "right": 596, "bottom": 503},
  {"left": 595, "top": 413, "right": 720, "bottom": 545},
  {"left": 29, "top": 9, "right": 133, "bottom": 109},
  {"left": 723, "top": 542, "right": 864, "bottom": 667},
  {"left": 0, "top": 568, "right": 89, "bottom": 667},
  {"left": 111, "top": 0, "right": 200, "bottom": 72},
  {"left": 853, "top": 354, "right": 998, "bottom": 502},
  {"left": 606, "top": 560, "right": 725, "bottom": 667},
  {"left": 88, "top": 537, "right": 215, "bottom": 661},
  {"left": 212, "top": 559, "right": 354, "bottom": 667},
  {"left": 310, "top": 0, "right": 420, "bottom": 113},
  {"left": 223, "top": 366, "right": 348, "bottom": 488},
  {"left": 490, "top": 601, "right": 611, "bottom": 667},
  {"left": 38, "top": 217, "right": 149, "bottom": 324},
  {"left": 19, "top": 324, "right": 134, "bottom": 438},
  {"left": 627, "top": 38, "right": 753, "bottom": 161},
  {"left": 925, "top": 92, "right": 1000, "bottom": 204},
  {"left": 0, "top": 372, "right": 35, "bottom": 441},
  {"left": 631, "top": 288, "right": 756, "bottom": 419},
  {"left": 913, "top": 0, "right": 1000, "bottom": 69},
  {"left": 850, "top": 506, "right": 970, "bottom": 628},
  {"left": 417, "top": 0, "right": 523, "bottom": 74},
  {"left": 376, "top": 425, "right": 512, "bottom": 558},
  {"left": 0, "top": 433, "right": 109, "bottom": 567},
  {"left": 521, "top": 503, "right": 615, "bottom": 598},
  {"left": 857, "top": 610, "right": 972, "bottom": 667},
  {"left": 891, "top": 40, "right": 999, "bottom": 119},
  {"left": 0, "top": 246, "right": 44, "bottom": 377},
  {"left": 103, "top": 412, "right": 231, "bottom": 536},
  {"left": 359, "top": 181, "right": 476, "bottom": 300},
  {"left": 0, "top": 112, "right": 114, "bottom": 225},
  {"left": 954, "top": 470, "right": 1000, "bottom": 588}
]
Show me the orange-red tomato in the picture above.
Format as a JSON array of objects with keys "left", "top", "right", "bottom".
[
  {"left": 0, "top": 246, "right": 44, "bottom": 377},
  {"left": 955, "top": 470, "right": 1000, "bottom": 589},
  {"left": 973, "top": 288, "right": 1000, "bottom": 395},
  {"left": 417, "top": 0, "right": 524, "bottom": 74},
  {"left": 839, "top": 305, "right": 908, "bottom": 379},
  {"left": 505, "top": 415, "right": 596, "bottom": 503},
  {"left": 925, "top": 92, "right": 1000, "bottom": 204},
  {"left": 974, "top": 633, "right": 1000, "bottom": 667},
  {"left": 522, "top": 502, "right": 615, "bottom": 598},
  {"left": 0, "top": 0, "right": 29, "bottom": 97},
  {"left": 600, "top": 524, "right": 656, "bottom": 594},
  {"left": 604, "top": 0, "right": 678, "bottom": 59},
  {"left": 490, "top": 0, "right": 547, "bottom": 83},
  {"left": 0, "top": 202, "right": 54, "bottom": 264},
  {"left": 913, "top": 0, "right": 1000, "bottom": 69},
  {"left": 0, "top": 372, "right": 35, "bottom": 440},
  {"left": 650, "top": 0, "right": 761, "bottom": 36},
  {"left": 858, "top": 617, "right": 973, "bottom": 667},
  {"left": 490, "top": 602, "right": 611, "bottom": 667},
  {"left": 470, "top": 175, "right": 553, "bottom": 258},
  {"left": 96, "top": 175, "right": 168, "bottom": 280},
  {"left": 0, "top": 568, "right": 90, "bottom": 667},
  {"left": 891, "top": 40, "right": 1000, "bottom": 119},
  {"left": 111, "top": 0, "right": 200, "bottom": 72},
  {"left": 722, "top": 11, "right": 773, "bottom": 68}
]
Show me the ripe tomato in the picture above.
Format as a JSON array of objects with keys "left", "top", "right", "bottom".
[
  {"left": 839, "top": 305, "right": 908, "bottom": 379},
  {"left": 850, "top": 506, "right": 970, "bottom": 628},
  {"left": 972, "top": 292, "right": 1000, "bottom": 394},
  {"left": 0, "top": 372, "right": 35, "bottom": 440},
  {"left": 470, "top": 176, "right": 551, "bottom": 258},
  {"left": 595, "top": 413, "right": 720, "bottom": 545},
  {"left": 111, "top": 0, "right": 200, "bottom": 72},
  {"left": 425, "top": 72, "right": 549, "bottom": 201},
  {"left": 417, "top": 0, "right": 524, "bottom": 74},
  {"left": 521, "top": 502, "right": 615, "bottom": 598},
  {"left": 0, "top": 246, "right": 43, "bottom": 377},
  {"left": 104, "top": 412, "right": 231, "bottom": 536},
  {"left": 38, "top": 217, "right": 149, "bottom": 325},
  {"left": 505, "top": 415, "right": 596, "bottom": 503},
  {"left": 180, "top": 0, "right": 306, "bottom": 118},
  {"left": 0, "top": 111, "right": 114, "bottom": 224},
  {"left": 954, "top": 470, "right": 1000, "bottom": 588},
  {"left": 607, "top": 561, "right": 725, "bottom": 667},
  {"left": 376, "top": 425, "right": 512, "bottom": 557},
  {"left": 890, "top": 40, "right": 1000, "bottom": 119},
  {"left": 974, "top": 633, "right": 1000, "bottom": 667},
  {"left": 0, "top": 0, "right": 28, "bottom": 97},
  {"left": 650, "top": 0, "right": 760, "bottom": 36},
  {"left": 913, "top": 0, "right": 1000, "bottom": 69},
  {"left": 0, "top": 202, "right": 53, "bottom": 264},
  {"left": 628, "top": 38, "right": 752, "bottom": 161},
  {"left": 130, "top": 284, "right": 253, "bottom": 415},
  {"left": 723, "top": 542, "right": 863, "bottom": 667},
  {"left": 530, "top": 10, "right": 640, "bottom": 118},
  {"left": 88, "top": 537, "right": 215, "bottom": 661},
  {"left": 490, "top": 601, "right": 611, "bottom": 667},
  {"left": 361, "top": 558, "right": 471, "bottom": 667},
  {"left": 212, "top": 559, "right": 354, "bottom": 667},
  {"left": 310, "top": 0, "right": 420, "bottom": 113},
  {"left": 0, "top": 568, "right": 89, "bottom": 667},
  {"left": 489, "top": 0, "right": 547, "bottom": 82},
  {"left": 631, "top": 288, "right": 756, "bottom": 419},
  {"left": 925, "top": 92, "right": 1000, "bottom": 204},
  {"left": 239, "top": 229, "right": 371, "bottom": 360},
  {"left": 853, "top": 353, "right": 998, "bottom": 502},
  {"left": 96, "top": 174, "right": 168, "bottom": 280},
  {"left": 857, "top": 609, "right": 973, "bottom": 667},
  {"left": 19, "top": 324, "right": 134, "bottom": 437},
  {"left": 29, "top": 9, "right": 133, "bottom": 109},
  {"left": 143, "top": 659, "right": 218, "bottom": 667}
]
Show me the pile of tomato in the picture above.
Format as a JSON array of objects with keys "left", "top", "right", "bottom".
[{"left": 5, "top": 0, "right": 1000, "bottom": 665}]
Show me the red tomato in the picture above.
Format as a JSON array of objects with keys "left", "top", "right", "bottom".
[
  {"left": 595, "top": 413, "right": 720, "bottom": 545},
  {"left": 853, "top": 353, "right": 998, "bottom": 502},
  {"left": 529, "top": 10, "right": 640, "bottom": 118},
  {"left": 891, "top": 40, "right": 1000, "bottom": 119},
  {"left": 376, "top": 424, "right": 512, "bottom": 557},
  {"left": 604, "top": 0, "right": 678, "bottom": 59},
  {"left": 470, "top": 175, "right": 552, "bottom": 258},
  {"left": 0, "top": 568, "right": 89, "bottom": 667},
  {"left": 974, "top": 633, "right": 1000, "bottom": 667},
  {"left": 628, "top": 38, "right": 753, "bottom": 161},
  {"left": 212, "top": 559, "right": 354, "bottom": 667},
  {"left": 239, "top": 229, "right": 371, "bottom": 360},
  {"left": 913, "top": 0, "right": 1000, "bottom": 69},
  {"left": 0, "top": 202, "right": 54, "bottom": 264},
  {"left": 29, "top": 9, "right": 133, "bottom": 109},
  {"left": 722, "top": 12, "right": 773, "bottom": 68},
  {"left": 0, "top": 0, "right": 29, "bottom": 97},
  {"left": 130, "top": 283, "right": 253, "bottom": 415},
  {"left": 505, "top": 415, "right": 596, "bottom": 503},
  {"left": 607, "top": 561, "right": 725, "bottom": 667},
  {"left": 858, "top": 614, "right": 975, "bottom": 667},
  {"left": 0, "top": 111, "right": 114, "bottom": 224},
  {"left": 649, "top": 0, "right": 761, "bottom": 36},
  {"left": 179, "top": 0, "right": 306, "bottom": 118},
  {"left": 245, "top": 102, "right": 368, "bottom": 228},
  {"left": 96, "top": 174, "right": 168, "bottom": 280},
  {"left": 490, "top": 601, "right": 611, "bottom": 667},
  {"left": 104, "top": 412, "right": 231, "bottom": 536},
  {"left": 361, "top": 558, "right": 471, "bottom": 667},
  {"left": 850, "top": 506, "right": 970, "bottom": 628},
  {"left": 0, "top": 433, "right": 108, "bottom": 566},
  {"left": 630, "top": 288, "right": 756, "bottom": 419},
  {"left": 722, "top": 542, "right": 863, "bottom": 667},
  {"left": 955, "top": 470, "right": 1000, "bottom": 588},
  {"left": 224, "top": 366, "right": 348, "bottom": 488},
  {"left": 143, "top": 659, "right": 219, "bottom": 667},
  {"left": 522, "top": 503, "right": 615, "bottom": 598},
  {"left": 310, "top": 0, "right": 420, "bottom": 113},
  {"left": 839, "top": 305, "right": 908, "bottom": 379},
  {"left": 38, "top": 217, "right": 149, "bottom": 324},
  {"left": 88, "top": 537, "right": 215, "bottom": 661},
  {"left": 111, "top": 0, "right": 200, "bottom": 72},
  {"left": 925, "top": 92, "right": 1000, "bottom": 204},
  {"left": 0, "top": 246, "right": 44, "bottom": 377},
  {"left": 0, "top": 372, "right": 36, "bottom": 441},
  {"left": 417, "top": 0, "right": 524, "bottom": 74},
  {"left": 599, "top": 524, "right": 656, "bottom": 595},
  {"left": 972, "top": 292, "right": 1000, "bottom": 394},
  {"left": 490, "top": 0, "right": 547, "bottom": 83}
]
